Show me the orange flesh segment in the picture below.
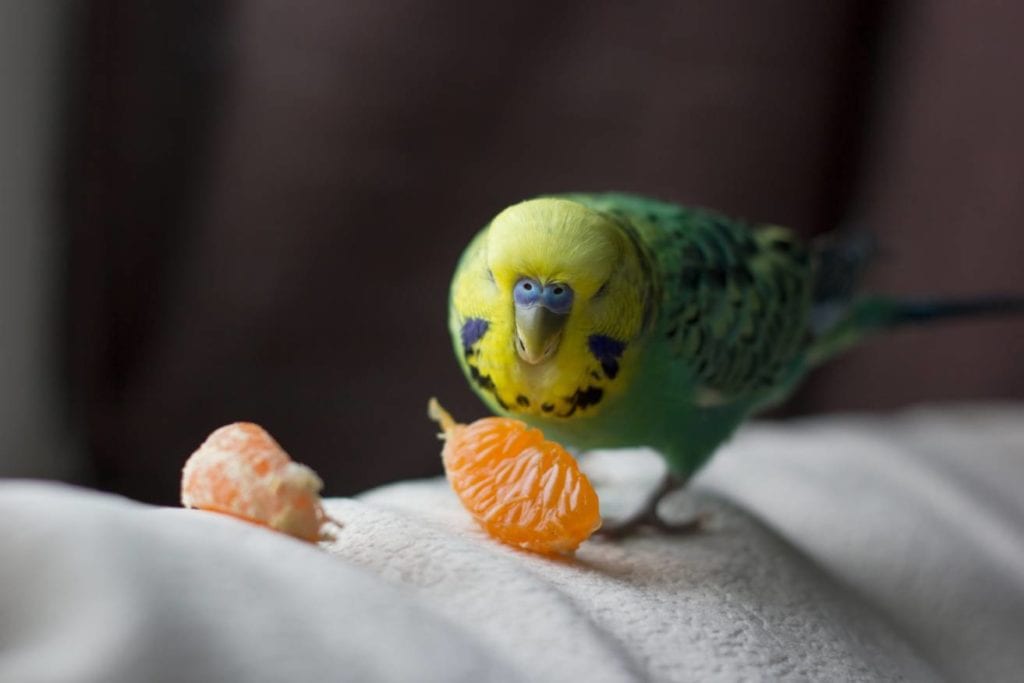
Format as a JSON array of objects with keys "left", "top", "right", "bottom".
[
  {"left": 429, "top": 399, "right": 601, "bottom": 555},
  {"left": 181, "top": 422, "right": 330, "bottom": 542}
]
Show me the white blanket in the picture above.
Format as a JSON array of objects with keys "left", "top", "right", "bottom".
[{"left": 1, "top": 405, "right": 1021, "bottom": 682}]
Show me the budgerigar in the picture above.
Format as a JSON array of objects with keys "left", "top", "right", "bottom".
[{"left": 447, "top": 193, "right": 1022, "bottom": 534}]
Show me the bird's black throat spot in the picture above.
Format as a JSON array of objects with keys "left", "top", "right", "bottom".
[
  {"left": 558, "top": 386, "right": 604, "bottom": 418},
  {"left": 468, "top": 363, "right": 494, "bottom": 392},
  {"left": 573, "top": 386, "right": 604, "bottom": 409}
]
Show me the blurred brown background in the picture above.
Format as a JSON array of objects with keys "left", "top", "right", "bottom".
[{"left": 44, "top": 0, "right": 1023, "bottom": 503}]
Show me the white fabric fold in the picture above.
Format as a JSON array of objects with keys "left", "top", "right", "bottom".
[{"left": 1, "top": 404, "right": 1021, "bottom": 682}]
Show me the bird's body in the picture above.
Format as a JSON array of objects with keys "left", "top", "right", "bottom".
[{"left": 448, "top": 193, "right": 1023, "bottom": 491}]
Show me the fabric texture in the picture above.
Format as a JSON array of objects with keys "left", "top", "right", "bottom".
[{"left": 1, "top": 405, "right": 1022, "bottom": 681}]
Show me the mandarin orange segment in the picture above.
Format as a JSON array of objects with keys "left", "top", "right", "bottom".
[
  {"left": 429, "top": 399, "right": 601, "bottom": 555},
  {"left": 181, "top": 422, "right": 336, "bottom": 542}
]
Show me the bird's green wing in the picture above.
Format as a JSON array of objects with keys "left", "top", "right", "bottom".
[
  {"left": 663, "top": 216, "right": 814, "bottom": 403},
  {"left": 562, "top": 193, "right": 815, "bottom": 405}
]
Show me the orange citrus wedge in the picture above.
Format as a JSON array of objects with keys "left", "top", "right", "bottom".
[
  {"left": 181, "top": 422, "right": 336, "bottom": 542},
  {"left": 429, "top": 398, "right": 601, "bottom": 555}
]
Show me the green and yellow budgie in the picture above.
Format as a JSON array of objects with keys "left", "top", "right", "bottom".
[{"left": 447, "top": 193, "right": 1022, "bottom": 534}]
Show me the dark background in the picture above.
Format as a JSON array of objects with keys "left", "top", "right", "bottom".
[{"left": 56, "top": 1, "right": 1023, "bottom": 504}]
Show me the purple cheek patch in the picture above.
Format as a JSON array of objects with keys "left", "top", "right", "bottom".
[
  {"left": 588, "top": 334, "right": 627, "bottom": 380},
  {"left": 460, "top": 317, "right": 489, "bottom": 352}
]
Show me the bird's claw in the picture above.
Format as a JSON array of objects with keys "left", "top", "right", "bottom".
[
  {"left": 595, "top": 510, "right": 707, "bottom": 539},
  {"left": 592, "top": 470, "right": 705, "bottom": 539}
]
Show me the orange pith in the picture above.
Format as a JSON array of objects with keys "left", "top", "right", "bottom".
[
  {"left": 429, "top": 399, "right": 601, "bottom": 554},
  {"left": 181, "top": 422, "right": 331, "bottom": 542}
]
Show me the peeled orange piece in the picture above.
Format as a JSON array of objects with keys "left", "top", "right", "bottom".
[
  {"left": 181, "top": 422, "right": 335, "bottom": 542},
  {"left": 428, "top": 399, "right": 601, "bottom": 555}
]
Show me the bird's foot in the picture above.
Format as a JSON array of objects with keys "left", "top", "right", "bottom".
[
  {"left": 595, "top": 509, "right": 706, "bottom": 539},
  {"left": 593, "top": 471, "right": 706, "bottom": 539}
]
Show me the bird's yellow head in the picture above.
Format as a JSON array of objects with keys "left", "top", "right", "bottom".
[{"left": 451, "top": 197, "right": 653, "bottom": 419}]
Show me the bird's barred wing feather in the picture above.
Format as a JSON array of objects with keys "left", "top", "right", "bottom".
[
  {"left": 564, "top": 194, "right": 815, "bottom": 403},
  {"left": 656, "top": 211, "right": 814, "bottom": 400}
]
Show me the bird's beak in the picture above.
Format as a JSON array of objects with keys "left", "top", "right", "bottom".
[{"left": 515, "top": 305, "right": 567, "bottom": 364}]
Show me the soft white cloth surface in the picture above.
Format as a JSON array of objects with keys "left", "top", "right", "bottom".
[
  {"left": 0, "top": 483, "right": 516, "bottom": 683},
  {"left": 1, "top": 405, "right": 1022, "bottom": 682}
]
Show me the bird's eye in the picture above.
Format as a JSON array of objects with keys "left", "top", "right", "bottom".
[
  {"left": 542, "top": 282, "right": 574, "bottom": 314},
  {"left": 514, "top": 278, "right": 542, "bottom": 306}
]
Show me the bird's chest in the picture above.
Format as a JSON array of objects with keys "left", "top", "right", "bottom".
[{"left": 464, "top": 329, "right": 635, "bottom": 421}]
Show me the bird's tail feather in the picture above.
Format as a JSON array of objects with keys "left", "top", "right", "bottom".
[{"left": 807, "top": 294, "right": 1024, "bottom": 367}]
